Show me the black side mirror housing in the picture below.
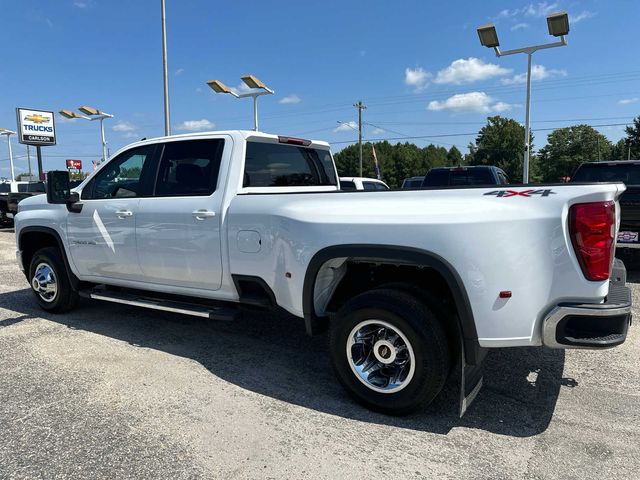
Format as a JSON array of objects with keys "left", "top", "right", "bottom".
[{"left": 46, "top": 171, "right": 79, "bottom": 206}]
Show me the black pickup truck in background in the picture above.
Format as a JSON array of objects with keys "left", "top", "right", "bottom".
[
  {"left": 571, "top": 160, "right": 640, "bottom": 261},
  {"left": 421, "top": 165, "right": 510, "bottom": 187},
  {"left": 0, "top": 181, "right": 46, "bottom": 227}
]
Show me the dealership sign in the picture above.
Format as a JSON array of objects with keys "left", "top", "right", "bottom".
[
  {"left": 66, "top": 159, "right": 82, "bottom": 170},
  {"left": 16, "top": 107, "right": 56, "bottom": 146}
]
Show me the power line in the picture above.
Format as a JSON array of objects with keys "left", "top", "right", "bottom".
[{"left": 331, "top": 122, "right": 632, "bottom": 146}]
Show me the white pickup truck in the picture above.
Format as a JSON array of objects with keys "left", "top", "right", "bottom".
[{"left": 14, "top": 130, "right": 632, "bottom": 415}]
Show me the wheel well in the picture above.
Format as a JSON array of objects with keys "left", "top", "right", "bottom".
[
  {"left": 20, "top": 231, "right": 59, "bottom": 275},
  {"left": 326, "top": 262, "right": 457, "bottom": 316},
  {"left": 303, "top": 245, "right": 483, "bottom": 365}
]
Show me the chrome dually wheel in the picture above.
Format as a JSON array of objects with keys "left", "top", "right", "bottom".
[
  {"left": 347, "top": 319, "right": 416, "bottom": 393},
  {"left": 32, "top": 262, "right": 58, "bottom": 303}
]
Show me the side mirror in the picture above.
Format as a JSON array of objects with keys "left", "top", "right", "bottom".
[{"left": 46, "top": 171, "right": 78, "bottom": 204}]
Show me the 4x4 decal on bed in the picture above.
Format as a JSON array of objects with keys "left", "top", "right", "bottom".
[{"left": 484, "top": 189, "right": 556, "bottom": 197}]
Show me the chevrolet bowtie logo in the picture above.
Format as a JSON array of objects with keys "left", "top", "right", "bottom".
[{"left": 24, "top": 114, "right": 50, "bottom": 124}]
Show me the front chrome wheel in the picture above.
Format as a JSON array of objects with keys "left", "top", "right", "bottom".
[
  {"left": 31, "top": 262, "right": 58, "bottom": 303},
  {"left": 346, "top": 319, "right": 416, "bottom": 393}
]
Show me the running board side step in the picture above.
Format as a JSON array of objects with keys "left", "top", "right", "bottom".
[{"left": 79, "top": 289, "right": 237, "bottom": 321}]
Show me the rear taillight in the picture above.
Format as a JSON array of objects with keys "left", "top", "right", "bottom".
[{"left": 569, "top": 201, "right": 615, "bottom": 281}]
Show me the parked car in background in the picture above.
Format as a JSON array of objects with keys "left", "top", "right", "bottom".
[
  {"left": 401, "top": 176, "right": 424, "bottom": 189},
  {"left": 1, "top": 180, "right": 46, "bottom": 226},
  {"left": 339, "top": 177, "right": 389, "bottom": 190},
  {"left": 571, "top": 160, "right": 640, "bottom": 254},
  {"left": 422, "top": 166, "right": 509, "bottom": 187}
]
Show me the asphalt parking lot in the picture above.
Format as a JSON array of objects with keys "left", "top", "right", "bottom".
[{"left": 0, "top": 228, "right": 639, "bottom": 479}]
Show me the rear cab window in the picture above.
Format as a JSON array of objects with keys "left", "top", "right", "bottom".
[
  {"left": 243, "top": 141, "right": 337, "bottom": 191},
  {"left": 571, "top": 164, "right": 640, "bottom": 184}
]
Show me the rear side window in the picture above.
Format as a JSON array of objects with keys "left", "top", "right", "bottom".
[
  {"left": 18, "top": 182, "right": 45, "bottom": 193},
  {"left": 244, "top": 142, "right": 337, "bottom": 187},
  {"left": 340, "top": 181, "right": 357, "bottom": 191},
  {"left": 0, "top": 184, "right": 9, "bottom": 193},
  {"left": 155, "top": 139, "right": 224, "bottom": 196}
]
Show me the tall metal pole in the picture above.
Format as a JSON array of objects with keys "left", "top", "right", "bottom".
[
  {"left": 99, "top": 117, "right": 107, "bottom": 162},
  {"left": 252, "top": 95, "right": 258, "bottom": 131},
  {"left": 161, "top": 0, "right": 171, "bottom": 136},
  {"left": 36, "top": 146, "right": 43, "bottom": 181},
  {"left": 523, "top": 53, "right": 532, "bottom": 184},
  {"left": 354, "top": 101, "right": 366, "bottom": 177},
  {"left": 6, "top": 135, "right": 15, "bottom": 182}
]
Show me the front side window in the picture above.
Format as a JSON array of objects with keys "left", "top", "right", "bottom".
[
  {"left": 82, "top": 145, "right": 156, "bottom": 200},
  {"left": 243, "top": 142, "right": 337, "bottom": 187},
  {"left": 155, "top": 139, "right": 224, "bottom": 196}
]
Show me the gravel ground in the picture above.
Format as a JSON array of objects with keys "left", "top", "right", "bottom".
[{"left": 0, "top": 227, "right": 638, "bottom": 479}]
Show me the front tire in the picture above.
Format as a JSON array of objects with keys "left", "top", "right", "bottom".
[
  {"left": 329, "top": 288, "right": 450, "bottom": 415},
  {"left": 29, "top": 247, "right": 78, "bottom": 313}
]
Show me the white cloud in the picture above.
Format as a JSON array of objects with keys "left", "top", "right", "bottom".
[
  {"left": 572, "top": 10, "right": 595, "bottom": 23},
  {"left": 334, "top": 121, "right": 357, "bottom": 133},
  {"left": 372, "top": 128, "right": 385, "bottom": 135},
  {"left": 174, "top": 68, "right": 184, "bottom": 76},
  {"left": 230, "top": 82, "right": 253, "bottom": 95},
  {"left": 279, "top": 94, "right": 301, "bottom": 105},
  {"left": 175, "top": 119, "right": 215, "bottom": 132},
  {"left": 112, "top": 121, "right": 136, "bottom": 132},
  {"left": 123, "top": 132, "right": 139, "bottom": 139},
  {"left": 434, "top": 58, "right": 511, "bottom": 85},
  {"left": 73, "top": 1, "right": 88, "bottom": 8},
  {"left": 619, "top": 98, "right": 639, "bottom": 105},
  {"left": 523, "top": 2, "right": 558, "bottom": 17},
  {"left": 511, "top": 22, "right": 529, "bottom": 30},
  {"left": 404, "top": 67, "right": 432, "bottom": 92},
  {"left": 500, "top": 64, "right": 567, "bottom": 85},
  {"left": 427, "top": 92, "right": 513, "bottom": 113}
]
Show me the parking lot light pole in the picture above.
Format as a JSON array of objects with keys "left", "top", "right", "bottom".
[
  {"left": 0, "top": 129, "right": 16, "bottom": 181},
  {"left": 60, "top": 107, "right": 114, "bottom": 163},
  {"left": 477, "top": 11, "right": 570, "bottom": 184},
  {"left": 207, "top": 75, "right": 274, "bottom": 131}
]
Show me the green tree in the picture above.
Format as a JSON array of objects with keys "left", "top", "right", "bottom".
[
  {"left": 537, "top": 125, "right": 613, "bottom": 181},
  {"left": 611, "top": 138, "right": 629, "bottom": 160},
  {"left": 624, "top": 116, "right": 640, "bottom": 159},
  {"left": 447, "top": 146, "right": 463, "bottom": 165},
  {"left": 468, "top": 116, "right": 530, "bottom": 182}
]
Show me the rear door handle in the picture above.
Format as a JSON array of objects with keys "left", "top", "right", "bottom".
[
  {"left": 115, "top": 209, "right": 133, "bottom": 218},
  {"left": 192, "top": 209, "right": 216, "bottom": 220}
]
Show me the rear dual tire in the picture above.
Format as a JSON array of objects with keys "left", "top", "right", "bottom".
[{"left": 329, "top": 288, "right": 450, "bottom": 415}]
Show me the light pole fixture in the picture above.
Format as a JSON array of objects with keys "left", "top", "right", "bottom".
[
  {"left": 206, "top": 75, "right": 274, "bottom": 131},
  {"left": 0, "top": 129, "right": 17, "bottom": 181},
  {"left": 60, "top": 106, "right": 113, "bottom": 163},
  {"left": 477, "top": 11, "right": 569, "bottom": 184}
]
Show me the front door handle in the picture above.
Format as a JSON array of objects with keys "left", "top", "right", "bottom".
[
  {"left": 115, "top": 209, "right": 133, "bottom": 219},
  {"left": 192, "top": 209, "right": 216, "bottom": 220}
]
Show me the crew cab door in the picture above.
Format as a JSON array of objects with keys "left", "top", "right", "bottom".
[
  {"left": 135, "top": 138, "right": 227, "bottom": 290},
  {"left": 66, "top": 144, "right": 159, "bottom": 280}
]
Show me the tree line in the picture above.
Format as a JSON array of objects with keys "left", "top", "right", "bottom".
[{"left": 334, "top": 115, "right": 640, "bottom": 188}]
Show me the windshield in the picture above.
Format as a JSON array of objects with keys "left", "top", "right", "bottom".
[{"left": 572, "top": 164, "right": 640, "bottom": 184}]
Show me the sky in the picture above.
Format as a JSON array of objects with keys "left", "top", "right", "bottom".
[{"left": 1, "top": 0, "right": 639, "bottom": 177}]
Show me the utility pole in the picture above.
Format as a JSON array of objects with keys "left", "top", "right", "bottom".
[
  {"left": 26, "top": 145, "right": 32, "bottom": 177},
  {"left": 354, "top": 100, "right": 366, "bottom": 177},
  {"left": 597, "top": 135, "right": 601, "bottom": 161}
]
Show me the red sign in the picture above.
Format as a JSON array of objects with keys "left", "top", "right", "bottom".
[{"left": 66, "top": 159, "right": 82, "bottom": 170}]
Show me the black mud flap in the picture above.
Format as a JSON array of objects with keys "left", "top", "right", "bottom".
[{"left": 459, "top": 348, "right": 485, "bottom": 417}]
